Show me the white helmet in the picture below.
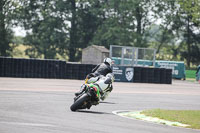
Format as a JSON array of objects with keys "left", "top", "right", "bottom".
[{"left": 103, "top": 58, "right": 112, "bottom": 66}]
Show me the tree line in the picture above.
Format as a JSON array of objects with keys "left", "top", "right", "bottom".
[{"left": 0, "top": 0, "right": 200, "bottom": 67}]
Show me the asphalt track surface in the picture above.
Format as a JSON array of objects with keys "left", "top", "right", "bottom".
[{"left": 0, "top": 78, "right": 200, "bottom": 133}]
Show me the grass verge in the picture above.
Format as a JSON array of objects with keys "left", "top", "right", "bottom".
[
  {"left": 186, "top": 70, "right": 196, "bottom": 79},
  {"left": 142, "top": 109, "right": 200, "bottom": 129}
]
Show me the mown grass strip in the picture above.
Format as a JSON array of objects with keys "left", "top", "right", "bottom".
[
  {"left": 142, "top": 109, "right": 200, "bottom": 129},
  {"left": 186, "top": 70, "right": 196, "bottom": 79}
]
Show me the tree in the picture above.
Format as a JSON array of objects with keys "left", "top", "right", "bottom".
[
  {"left": 0, "top": 0, "right": 14, "bottom": 56},
  {"left": 69, "top": 0, "right": 107, "bottom": 61},
  {"left": 174, "top": 0, "right": 200, "bottom": 67},
  {"left": 16, "top": 0, "right": 70, "bottom": 59},
  {"left": 91, "top": 0, "right": 155, "bottom": 48},
  {"left": 15, "top": 0, "right": 106, "bottom": 61},
  {"left": 148, "top": 0, "right": 200, "bottom": 66},
  {"left": 11, "top": 0, "right": 200, "bottom": 65},
  {"left": 145, "top": 0, "right": 178, "bottom": 57}
]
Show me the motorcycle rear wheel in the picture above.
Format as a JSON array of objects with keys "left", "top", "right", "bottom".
[{"left": 70, "top": 93, "right": 89, "bottom": 111}]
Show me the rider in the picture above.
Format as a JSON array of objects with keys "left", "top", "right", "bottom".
[
  {"left": 74, "top": 73, "right": 114, "bottom": 109},
  {"left": 196, "top": 65, "right": 200, "bottom": 81},
  {"left": 75, "top": 57, "right": 113, "bottom": 96},
  {"left": 87, "top": 57, "right": 113, "bottom": 83}
]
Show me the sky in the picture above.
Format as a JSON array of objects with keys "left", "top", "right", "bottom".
[{"left": 13, "top": 27, "right": 26, "bottom": 37}]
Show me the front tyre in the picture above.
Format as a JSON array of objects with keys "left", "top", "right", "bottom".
[{"left": 70, "top": 94, "right": 89, "bottom": 111}]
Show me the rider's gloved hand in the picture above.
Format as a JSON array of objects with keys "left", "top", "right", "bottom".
[{"left": 87, "top": 73, "right": 94, "bottom": 79}]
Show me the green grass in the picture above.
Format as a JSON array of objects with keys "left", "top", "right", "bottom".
[
  {"left": 142, "top": 109, "right": 200, "bottom": 129},
  {"left": 186, "top": 70, "right": 196, "bottom": 79},
  {"left": 10, "top": 44, "right": 69, "bottom": 60}
]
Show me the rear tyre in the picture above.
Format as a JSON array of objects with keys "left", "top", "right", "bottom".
[{"left": 70, "top": 94, "right": 89, "bottom": 111}]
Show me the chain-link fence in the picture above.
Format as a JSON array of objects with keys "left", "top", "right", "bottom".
[{"left": 110, "top": 45, "right": 156, "bottom": 67}]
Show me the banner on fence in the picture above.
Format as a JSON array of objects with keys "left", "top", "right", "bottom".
[{"left": 112, "top": 66, "right": 134, "bottom": 82}]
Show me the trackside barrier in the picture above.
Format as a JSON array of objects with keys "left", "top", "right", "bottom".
[
  {"left": 112, "top": 66, "right": 172, "bottom": 84},
  {"left": 112, "top": 57, "right": 184, "bottom": 80},
  {"left": 0, "top": 57, "right": 96, "bottom": 79},
  {"left": 0, "top": 57, "right": 172, "bottom": 84}
]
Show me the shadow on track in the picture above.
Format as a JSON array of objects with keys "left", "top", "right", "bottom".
[
  {"left": 99, "top": 101, "right": 116, "bottom": 104},
  {"left": 76, "top": 110, "right": 112, "bottom": 115}
]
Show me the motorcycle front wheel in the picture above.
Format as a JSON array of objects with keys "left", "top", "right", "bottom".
[{"left": 70, "top": 93, "right": 89, "bottom": 111}]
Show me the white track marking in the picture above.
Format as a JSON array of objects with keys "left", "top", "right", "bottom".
[
  {"left": 0, "top": 121, "right": 55, "bottom": 127},
  {"left": 112, "top": 110, "right": 190, "bottom": 128}
]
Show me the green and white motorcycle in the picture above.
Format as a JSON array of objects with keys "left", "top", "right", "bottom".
[{"left": 70, "top": 74, "right": 114, "bottom": 111}]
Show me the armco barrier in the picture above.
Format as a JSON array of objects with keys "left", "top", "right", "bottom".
[{"left": 0, "top": 57, "right": 172, "bottom": 84}]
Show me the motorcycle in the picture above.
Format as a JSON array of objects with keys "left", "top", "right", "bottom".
[{"left": 70, "top": 74, "right": 114, "bottom": 111}]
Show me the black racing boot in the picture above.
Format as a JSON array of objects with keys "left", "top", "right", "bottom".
[
  {"left": 87, "top": 104, "right": 92, "bottom": 109},
  {"left": 75, "top": 85, "right": 86, "bottom": 96},
  {"left": 75, "top": 90, "right": 84, "bottom": 96}
]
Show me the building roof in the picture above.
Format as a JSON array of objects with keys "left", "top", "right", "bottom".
[{"left": 83, "top": 45, "right": 109, "bottom": 53}]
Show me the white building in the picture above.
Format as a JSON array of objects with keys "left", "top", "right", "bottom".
[{"left": 82, "top": 45, "right": 109, "bottom": 64}]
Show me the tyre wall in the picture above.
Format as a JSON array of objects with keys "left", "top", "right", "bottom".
[{"left": 0, "top": 57, "right": 172, "bottom": 84}]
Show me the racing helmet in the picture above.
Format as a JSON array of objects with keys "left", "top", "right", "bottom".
[{"left": 103, "top": 58, "right": 112, "bottom": 66}]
